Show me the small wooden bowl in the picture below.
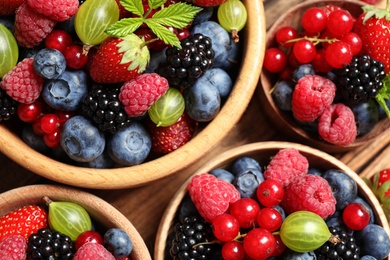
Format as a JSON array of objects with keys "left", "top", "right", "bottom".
[
  {"left": 257, "top": 0, "right": 390, "bottom": 153},
  {"left": 0, "top": 0, "right": 266, "bottom": 189},
  {"left": 0, "top": 184, "right": 151, "bottom": 260},
  {"left": 154, "top": 141, "right": 390, "bottom": 259}
]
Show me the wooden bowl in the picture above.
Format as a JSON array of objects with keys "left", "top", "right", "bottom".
[
  {"left": 0, "top": 184, "right": 151, "bottom": 259},
  {"left": 257, "top": 0, "right": 390, "bottom": 153},
  {"left": 0, "top": 0, "right": 266, "bottom": 189},
  {"left": 154, "top": 141, "right": 390, "bottom": 259}
]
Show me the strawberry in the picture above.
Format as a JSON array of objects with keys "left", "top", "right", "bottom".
[
  {"left": 146, "top": 113, "right": 197, "bottom": 154},
  {"left": 185, "top": 0, "right": 227, "bottom": 7},
  {"left": 0, "top": 0, "right": 25, "bottom": 16},
  {"left": 89, "top": 34, "right": 150, "bottom": 84},
  {"left": 354, "top": 4, "right": 390, "bottom": 73},
  {"left": 365, "top": 168, "right": 390, "bottom": 221},
  {"left": 0, "top": 205, "right": 48, "bottom": 242}
]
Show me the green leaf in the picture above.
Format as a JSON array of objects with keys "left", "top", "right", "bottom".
[
  {"left": 120, "top": 0, "right": 144, "bottom": 16},
  {"left": 378, "top": 180, "right": 390, "bottom": 200},
  {"left": 148, "top": 0, "right": 167, "bottom": 9},
  {"left": 151, "top": 2, "right": 202, "bottom": 29},
  {"left": 106, "top": 18, "right": 144, "bottom": 38},
  {"left": 375, "top": 74, "right": 390, "bottom": 118},
  {"left": 144, "top": 19, "right": 181, "bottom": 48}
]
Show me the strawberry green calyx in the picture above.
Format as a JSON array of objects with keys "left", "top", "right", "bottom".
[
  {"left": 364, "top": 174, "right": 390, "bottom": 221},
  {"left": 361, "top": 3, "right": 390, "bottom": 23},
  {"left": 375, "top": 74, "right": 390, "bottom": 118},
  {"left": 118, "top": 33, "right": 150, "bottom": 74},
  {"left": 106, "top": 0, "right": 202, "bottom": 49}
]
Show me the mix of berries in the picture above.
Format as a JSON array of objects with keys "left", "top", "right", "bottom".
[
  {"left": 0, "top": 0, "right": 247, "bottom": 167},
  {"left": 168, "top": 148, "right": 390, "bottom": 259},
  {"left": 365, "top": 167, "right": 390, "bottom": 222},
  {"left": 264, "top": 3, "right": 390, "bottom": 146},
  {"left": 0, "top": 198, "right": 134, "bottom": 259}
]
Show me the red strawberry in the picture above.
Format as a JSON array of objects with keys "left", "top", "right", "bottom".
[
  {"left": 185, "top": 0, "right": 227, "bottom": 7},
  {"left": 146, "top": 113, "right": 197, "bottom": 154},
  {"left": 354, "top": 5, "right": 390, "bottom": 73},
  {"left": 0, "top": 235, "right": 27, "bottom": 259},
  {"left": 369, "top": 168, "right": 390, "bottom": 197},
  {"left": 0, "top": 205, "right": 48, "bottom": 242},
  {"left": 89, "top": 35, "right": 150, "bottom": 84},
  {"left": 0, "top": 0, "right": 25, "bottom": 16}
]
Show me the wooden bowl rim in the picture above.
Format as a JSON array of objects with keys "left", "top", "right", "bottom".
[
  {"left": 154, "top": 141, "right": 390, "bottom": 259},
  {"left": 0, "top": 0, "right": 266, "bottom": 189},
  {"left": 0, "top": 184, "right": 151, "bottom": 260},
  {"left": 257, "top": 0, "right": 390, "bottom": 153}
]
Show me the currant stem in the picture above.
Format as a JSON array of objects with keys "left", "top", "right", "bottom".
[{"left": 285, "top": 35, "right": 339, "bottom": 46}]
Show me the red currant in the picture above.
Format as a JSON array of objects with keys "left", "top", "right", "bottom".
[
  {"left": 311, "top": 48, "right": 333, "bottom": 73},
  {"left": 64, "top": 45, "right": 89, "bottom": 69},
  {"left": 221, "top": 241, "right": 245, "bottom": 260},
  {"left": 17, "top": 101, "right": 42, "bottom": 122},
  {"left": 32, "top": 117, "right": 45, "bottom": 136},
  {"left": 45, "top": 29, "right": 73, "bottom": 54},
  {"left": 230, "top": 198, "right": 260, "bottom": 228},
  {"left": 212, "top": 214, "right": 240, "bottom": 242},
  {"left": 272, "top": 234, "right": 287, "bottom": 256},
  {"left": 263, "top": 47, "right": 287, "bottom": 73},
  {"left": 243, "top": 228, "right": 276, "bottom": 259},
  {"left": 342, "top": 203, "right": 370, "bottom": 230},
  {"left": 75, "top": 230, "right": 104, "bottom": 250},
  {"left": 55, "top": 110, "right": 74, "bottom": 127},
  {"left": 327, "top": 9, "right": 354, "bottom": 37},
  {"left": 301, "top": 7, "right": 327, "bottom": 34},
  {"left": 325, "top": 41, "right": 352, "bottom": 68},
  {"left": 43, "top": 128, "right": 61, "bottom": 148},
  {"left": 341, "top": 32, "right": 362, "bottom": 56},
  {"left": 275, "top": 26, "right": 298, "bottom": 47},
  {"left": 256, "top": 207, "right": 283, "bottom": 232},
  {"left": 40, "top": 114, "right": 60, "bottom": 134},
  {"left": 293, "top": 39, "right": 316, "bottom": 64},
  {"left": 256, "top": 179, "right": 284, "bottom": 207}
]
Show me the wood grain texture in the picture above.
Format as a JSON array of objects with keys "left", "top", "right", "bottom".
[{"left": 0, "top": 0, "right": 389, "bottom": 257}]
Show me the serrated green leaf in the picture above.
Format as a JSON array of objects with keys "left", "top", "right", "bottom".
[
  {"left": 120, "top": 0, "right": 144, "bottom": 16},
  {"left": 106, "top": 18, "right": 144, "bottom": 38},
  {"left": 145, "top": 19, "right": 181, "bottom": 48},
  {"left": 378, "top": 180, "right": 390, "bottom": 199},
  {"left": 375, "top": 74, "right": 390, "bottom": 118},
  {"left": 151, "top": 2, "right": 202, "bottom": 29},
  {"left": 149, "top": 0, "right": 167, "bottom": 9}
]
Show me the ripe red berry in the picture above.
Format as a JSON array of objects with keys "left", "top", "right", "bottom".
[
  {"left": 221, "top": 241, "right": 245, "bottom": 260},
  {"left": 75, "top": 230, "right": 104, "bottom": 250},
  {"left": 341, "top": 32, "right": 362, "bottom": 56},
  {"left": 256, "top": 207, "right": 283, "bottom": 232},
  {"left": 293, "top": 39, "right": 316, "bottom": 63},
  {"left": 230, "top": 198, "right": 260, "bottom": 228},
  {"left": 256, "top": 179, "right": 284, "bottom": 207},
  {"left": 43, "top": 128, "right": 61, "bottom": 148},
  {"left": 272, "top": 234, "right": 287, "bottom": 256},
  {"left": 45, "top": 29, "right": 73, "bottom": 54},
  {"left": 17, "top": 101, "right": 42, "bottom": 122},
  {"left": 40, "top": 113, "right": 60, "bottom": 134},
  {"left": 212, "top": 214, "right": 240, "bottom": 242},
  {"left": 263, "top": 47, "right": 287, "bottom": 73},
  {"left": 342, "top": 203, "right": 370, "bottom": 230},
  {"left": 275, "top": 26, "right": 298, "bottom": 47},
  {"left": 301, "top": 7, "right": 327, "bottom": 34},
  {"left": 243, "top": 228, "right": 276, "bottom": 259},
  {"left": 64, "top": 45, "right": 89, "bottom": 69},
  {"left": 325, "top": 41, "right": 352, "bottom": 68},
  {"left": 327, "top": 9, "right": 354, "bottom": 37}
]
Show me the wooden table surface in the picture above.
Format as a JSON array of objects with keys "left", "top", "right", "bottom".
[{"left": 1, "top": 0, "right": 390, "bottom": 257}]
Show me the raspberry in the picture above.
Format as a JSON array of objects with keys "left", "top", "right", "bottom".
[
  {"left": 292, "top": 74, "right": 336, "bottom": 122},
  {"left": 27, "top": 0, "right": 79, "bottom": 22},
  {"left": 1, "top": 58, "right": 44, "bottom": 104},
  {"left": 73, "top": 242, "right": 115, "bottom": 260},
  {"left": 187, "top": 173, "right": 241, "bottom": 222},
  {"left": 0, "top": 235, "right": 27, "bottom": 259},
  {"left": 14, "top": 3, "right": 57, "bottom": 48},
  {"left": 318, "top": 103, "right": 357, "bottom": 146},
  {"left": 263, "top": 148, "right": 309, "bottom": 187},
  {"left": 0, "top": 0, "right": 24, "bottom": 16},
  {"left": 281, "top": 174, "right": 337, "bottom": 219},
  {"left": 119, "top": 73, "right": 169, "bottom": 117}
]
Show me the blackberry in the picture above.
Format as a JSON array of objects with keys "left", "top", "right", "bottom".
[
  {"left": 81, "top": 84, "right": 132, "bottom": 134},
  {"left": 169, "top": 214, "right": 221, "bottom": 259},
  {"left": 315, "top": 226, "right": 360, "bottom": 260},
  {"left": 0, "top": 88, "right": 18, "bottom": 121},
  {"left": 160, "top": 33, "right": 214, "bottom": 89},
  {"left": 27, "top": 228, "right": 75, "bottom": 259},
  {"left": 334, "top": 54, "right": 386, "bottom": 105}
]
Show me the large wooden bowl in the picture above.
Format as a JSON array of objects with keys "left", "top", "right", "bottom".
[
  {"left": 154, "top": 141, "right": 390, "bottom": 259},
  {"left": 0, "top": 184, "right": 151, "bottom": 259},
  {"left": 0, "top": 0, "right": 266, "bottom": 189},
  {"left": 257, "top": 0, "right": 390, "bottom": 153}
]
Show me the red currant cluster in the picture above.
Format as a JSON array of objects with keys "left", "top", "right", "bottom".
[
  {"left": 17, "top": 100, "right": 73, "bottom": 148},
  {"left": 263, "top": 5, "right": 361, "bottom": 78},
  {"left": 210, "top": 179, "right": 286, "bottom": 259}
]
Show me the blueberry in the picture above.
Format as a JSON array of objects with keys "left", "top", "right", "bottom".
[
  {"left": 107, "top": 122, "right": 151, "bottom": 166},
  {"left": 325, "top": 216, "right": 350, "bottom": 232},
  {"left": 354, "top": 196, "right": 375, "bottom": 224},
  {"left": 104, "top": 228, "right": 133, "bottom": 258},
  {"left": 79, "top": 150, "right": 115, "bottom": 169},
  {"left": 273, "top": 205, "right": 286, "bottom": 221},
  {"left": 184, "top": 79, "right": 221, "bottom": 122},
  {"left": 190, "top": 21, "right": 231, "bottom": 69},
  {"left": 178, "top": 194, "right": 198, "bottom": 220},
  {"left": 21, "top": 125, "right": 51, "bottom": 154},
  {"left": 210, "top": 168, "right": 235, "bottom": 183},
  {"left": 292, "top": 64, "right": 315, "bottom": 82},
  {"left": 42, "top": 69, "right": 89, "bottom": 111},
  {"left": 196, "top": 68, "right": 233, "bottom": 100},
  {"left": 308, "top": 168, "right": 323, "bottom": 176},
  {"left": 322, "top": 169, "right": 357, "bottom": 211},
  {"left": 220, "top": 38, "right": 242, "bottom": 71},
  {"left": 0, "top": 16, "right": 14, "bottom": 33},
  {"left": 33, "top": 48, "right": 66, "bottom": 79},
  {"left": 282, "top": 248, "right": 317, "bottom": 259},
  {"left": 271, "top": 80, "right": 294, "bottom": 111},
  {"left": 60, "top": 116, "right": 105, "bottom": 162},
  {"left": 192, "top": 7, "right": 214, "bottom": 25},
  {"left": 231, "top": 157, "right": 264, "bottom": 198},
  {"left": 146, "top": 49, "right": 167, "bottom": 73},
  {"left": 355, "top": 224, "right": 390, "bottom": 259},
  {"left": 360, "top": 256, "right": 378, "bottom": 260},
  {"left": 352, "top": 99, "right": 379, "bottom": 136}
]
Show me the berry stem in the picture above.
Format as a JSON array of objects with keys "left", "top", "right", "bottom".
[{"left": 285, "top": 35, "right": 339, "bottom": 46}]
